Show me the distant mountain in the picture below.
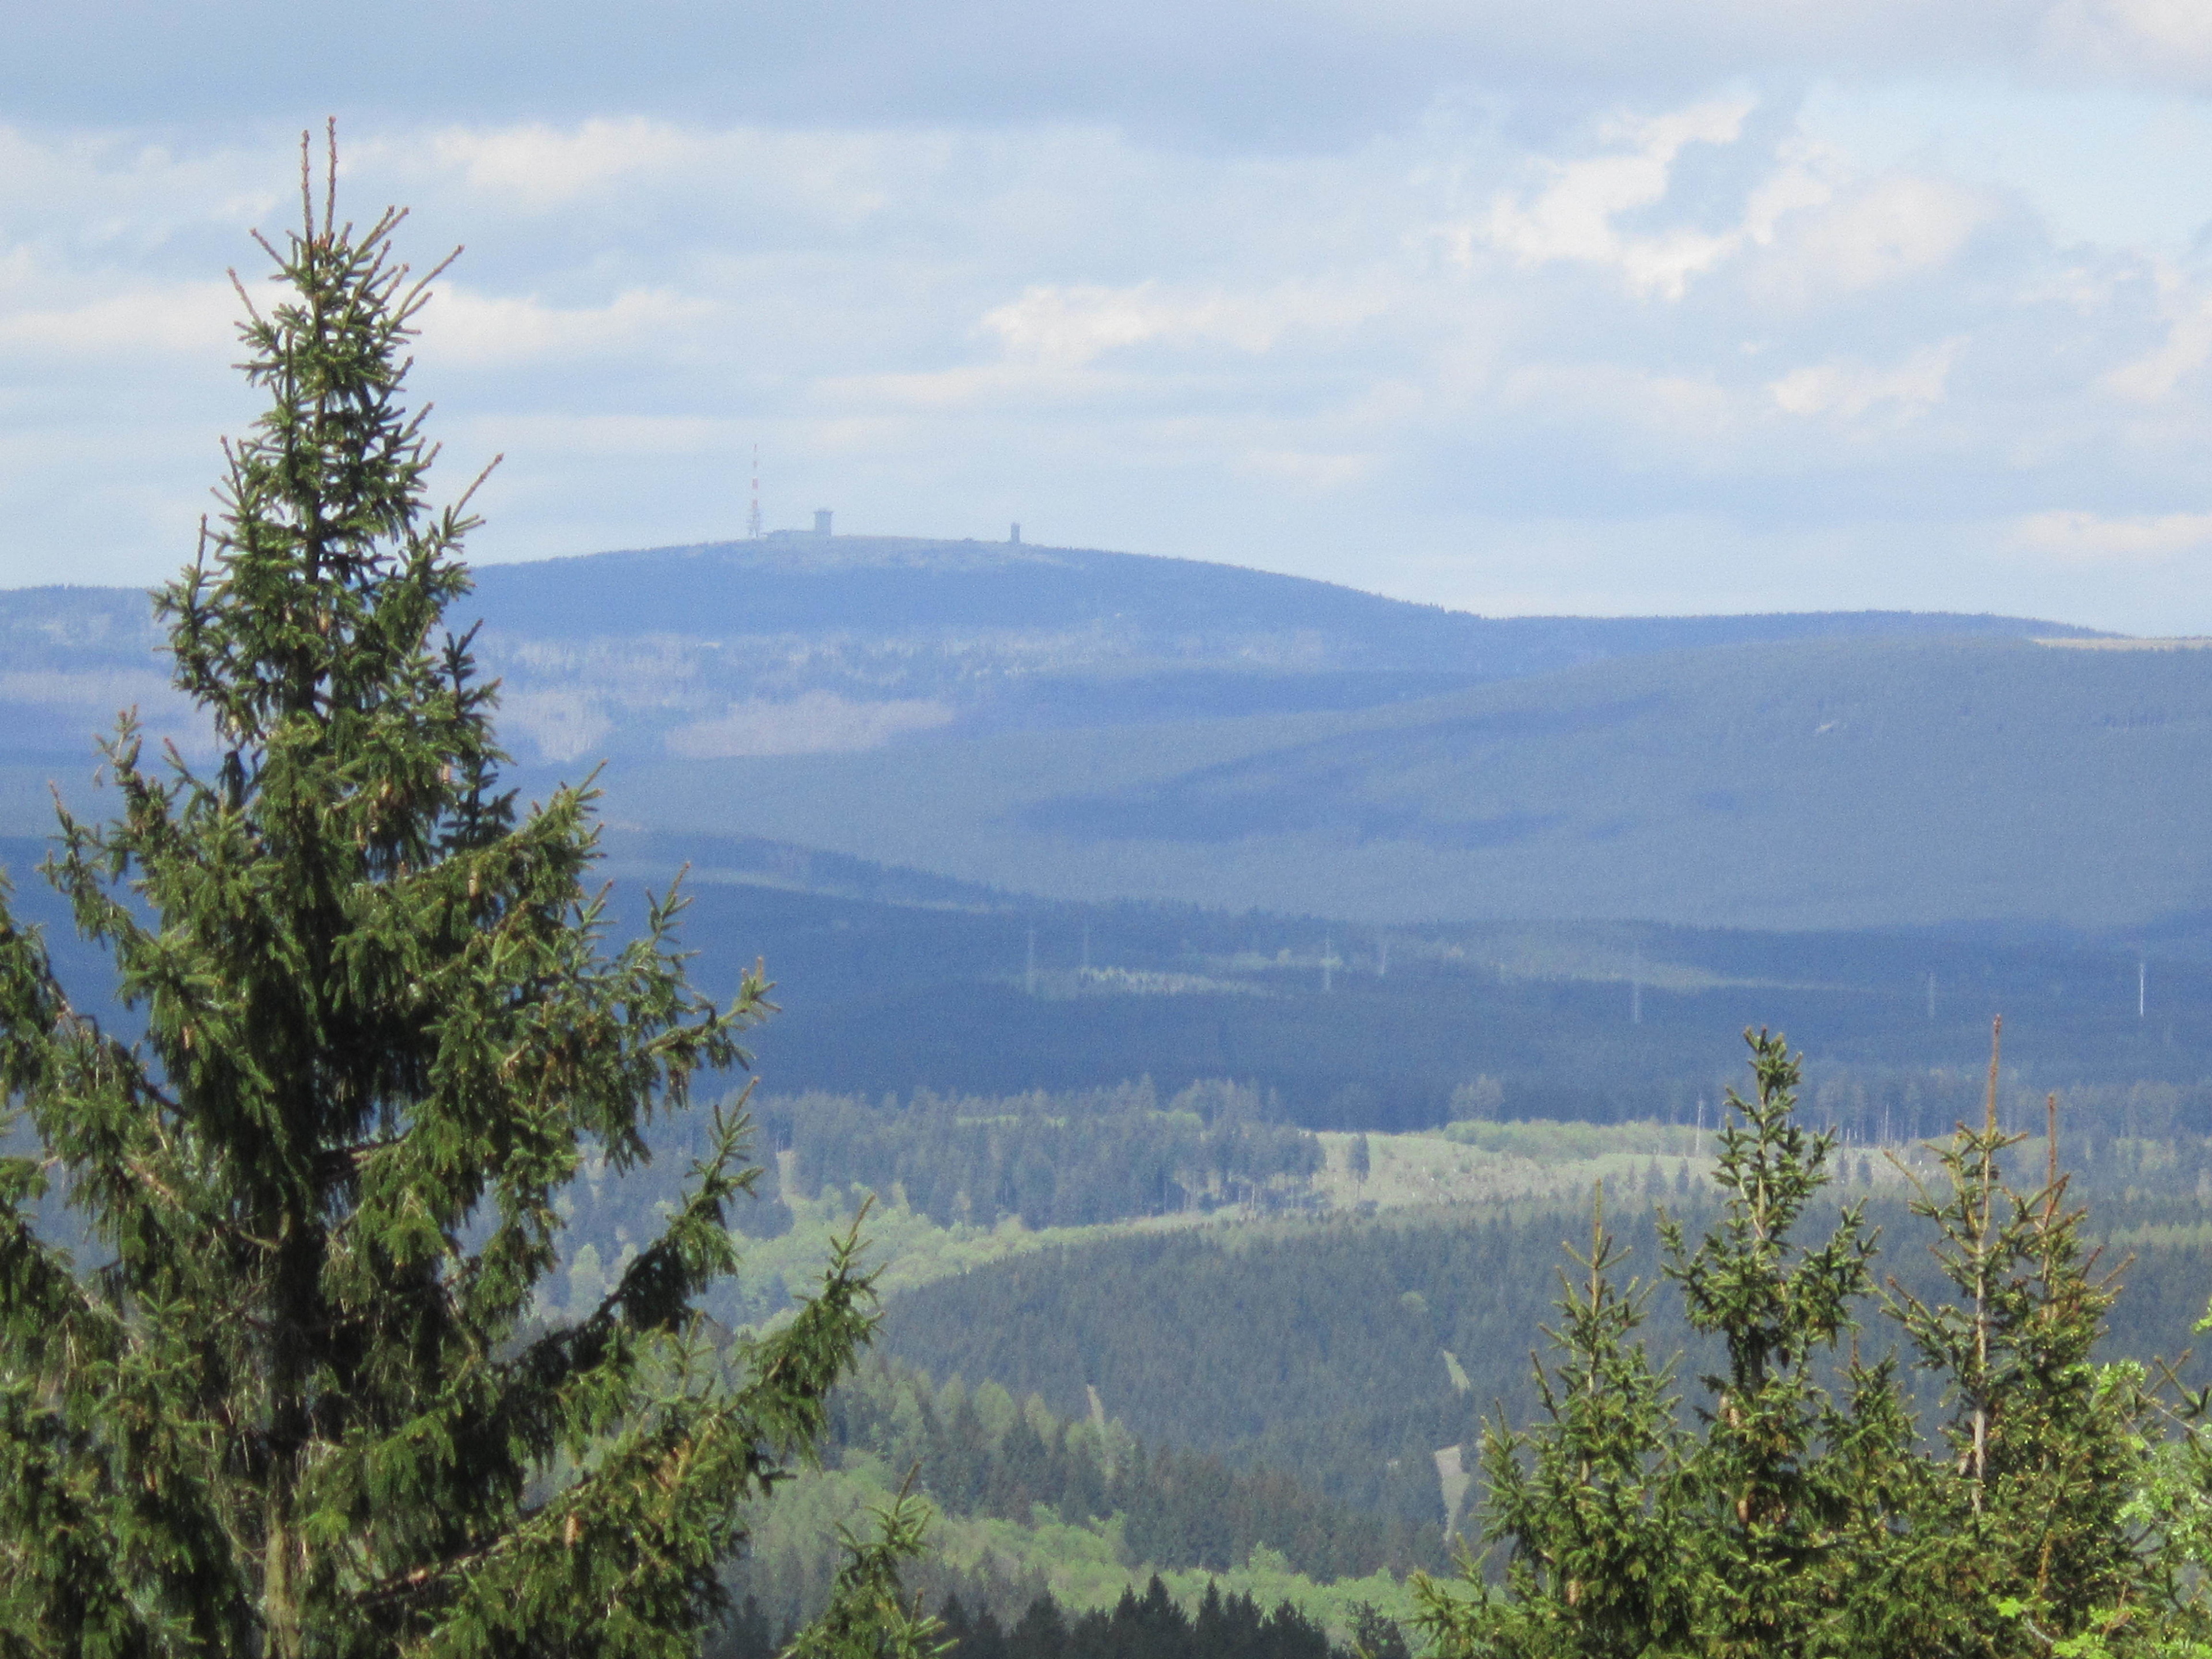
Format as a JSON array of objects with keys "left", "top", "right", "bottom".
[
  {"left": 0, "top": 536, "right": 2096, "bottom": 808},
  {"left": 0, "top": 535, "right": 2144, "bottom": 933},
  {"left": 599, "top": 633, "right": 2212, "bottom": 930},
  {"left": 460, "top": 535, "right": 2096, "bottom": 763}
]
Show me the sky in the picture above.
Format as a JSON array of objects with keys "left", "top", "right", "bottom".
[{"left": 8, "top": 3, "right": 2212, "bottom": 630}]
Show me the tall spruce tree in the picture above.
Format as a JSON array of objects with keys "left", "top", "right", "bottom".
[
  {"left": 1413, "top": 1196, "right": 1688, "bottom": 1659},
  {"left": 0, "top": 138, "right": 923, "bottom": 1659},
  {"left": 1660, "top": 1030, "right": 1899, "bottom": 1659},
  {"left": 1888, "top": 1027, "right": 2160, "bottom": 1657}
]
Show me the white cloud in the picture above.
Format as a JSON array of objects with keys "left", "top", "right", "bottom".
[
  {"left": 1480, "top": 97, "right": 1757, "bottom": 298},
  {"left": 426, "top": 119, "right": 700, "bottom": 210},
  {"left": 2011, "top": 509, "right": 2212, "bottom": 565},
  {"left": 1753, "top": 175, "right": 1991, "bottom": 300},
  {"left": 418, "top": 285, "right": 717, "bottom": 368},
  {"left": 1769, "top": 339, "right": 1963, "bottom": 419},
  {"left": 1468, "top": 105, "right": 1977, "bottom": 308},
  {"left": 2101, "top": 267, "right": 2212, "bottom": 401},
  {"left": 471, "top": 412, "right": 740, "bottom": 457},
  {"left": 1500, "top": 361, "right": 1740, "bottom": 448},
  {"left": 0, "top": 282, "right": 238, "bottom": 358},
  {"left": 981, "top": 279, "right": 1387, "bottom": 366},
  {"left": 1232, "top": 449, "right": 1380, "bottom": 490},
  {"left": 2043, "top": 0, "right": 2212, "bottom": 81},
  {"left": 810, "top": 363, "right": 1108, "bottom": 413}
]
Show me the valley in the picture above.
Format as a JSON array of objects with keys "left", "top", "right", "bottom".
[{"left": 8, "top": 532, "right": 2211, "bottom": 1648}]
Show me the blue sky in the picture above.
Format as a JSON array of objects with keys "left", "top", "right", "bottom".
[{"left": 8, "top": 2, "right": 2212, "bottom": 631}]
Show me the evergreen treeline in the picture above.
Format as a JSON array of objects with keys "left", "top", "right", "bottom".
[
  {"left": 580, "top": 868, "right": 2212, "bottom": 1131},
  {"left": 819, "top": 1357, "right": 1449, "bottom": 1580},
  {"left": 544, "top": 1079, "right": 1324, "bottom": 1282},
  {"left": 878, "top": 1200, "right": 1722, "bottom": 1524},
  {"left": 712, "top": 1577, "right": 1397, "bottom": 1659},
  {"left": 762, "top": 1079, "right": 1323, "bottom": 1229},
  {"left": 878, "top": 1143, "right": 2212, "bottom": 1532},
  {"left": 718, "top": 1355, "right": 1444, "bottom": 1642},
  {"left": 1418, "top": 1028, "right": 2212, "bottom": 1657}
]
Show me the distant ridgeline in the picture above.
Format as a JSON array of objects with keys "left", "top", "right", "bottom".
[
  {"left": 3, "top": 537, "right": 2169, "bottom": 940},
  {"left": 14, "top": 840, "right": 2212, "bottom": 1139},
  {"left": 0, "top": 537, "right": 2091, "bottom": 791},
  {"left": 9, "top": 537, "right": 2212, "bottom": 1132},
  {"left": 568, "top": 872, "right": 2212, "bottom": 1135}
]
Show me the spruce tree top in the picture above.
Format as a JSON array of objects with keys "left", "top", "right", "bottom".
[{"left": 0, "top": 135, "right": 883, "bottom": 1659}]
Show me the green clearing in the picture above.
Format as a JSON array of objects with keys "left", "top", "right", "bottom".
[{"left": 729, "top": 1441, "right": 1421, "bottom": 1643}]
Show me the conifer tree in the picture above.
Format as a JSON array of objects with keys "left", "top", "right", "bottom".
[
  {"left": 0, "top": 136, "right": 925, "bottom": 1659},
  {"left": 1659, "top": 1029, "right": 1899, "bottom": 1659},
  {"left": 1414, "top": 1195, "right": 1688, "bottom": 1659},
  {"left": 1889, "top": 1026, "right": 2158, "bottom": 1657}
]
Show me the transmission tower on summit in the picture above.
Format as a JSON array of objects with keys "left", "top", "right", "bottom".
[{"left": 746, "top": 444, "right": 763, "bottom": 539}]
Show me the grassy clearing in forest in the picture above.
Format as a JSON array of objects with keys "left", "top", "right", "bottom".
[
  {"left": 732, "top": 1458, "right": 1420, "bottom": 1642},
  {"left": 722, "top": 1118, "right": 1925, "bottom": 1334}
]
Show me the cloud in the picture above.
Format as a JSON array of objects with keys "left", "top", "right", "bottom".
[
  {"left": 418, "top": 285, "right": 716, "bottom": 368},
  {"left": 1233, "top": 449, "right": 1380, "bottom": 490},
  {"left": 2011, "top": 509, "right": 2212, "bottom": 564},
  {"left": 1752, "top": 175, "right": 1992, "bottom": 301},
  {"left": 2101, "top": 270, "right": 2212, "bottom": 401},
  {"left": 427, "top": 119, "right": 700, "bottom": 209},
  {"left": 1769, "top": 339, "right": 1963, "bottom": 419},
  {"left": 981, "top": 279, "right": 1388, "bottom": 367},
  {"left": 1499, "top": 362, "right": 1738, "bottom": 446},
  {"left": 1479, "top": 98, "right": 1758, "bottom": 298},
  {"left": 1467, "top": 104, "right": 1980, "bottom": 307},
  {"left": 2043, "top": 0, "right": 2212, "bottom": 82},
  {"left": 3, "top": 86, "right": 2212, "bottom": 631},
  {"left": 0, "top": 282, "right": 238, "bottom": 358}
]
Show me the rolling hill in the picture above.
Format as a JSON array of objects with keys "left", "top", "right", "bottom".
[
  {"left": 0, "top": 531, "right": 2089, "bottom": 787},
  {"left": 0, "top": 534, "right": 2176, "bottom": 936},
  {"left": 598, "top": 632, "right": 2212, "bottom": 930}
]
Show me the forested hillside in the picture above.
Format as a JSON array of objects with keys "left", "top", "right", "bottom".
[
  {"left": 762, "top": 1080, "right": 1320, "bottom": 1228},
  {"left": 609, "top": 634, "right": 2212, "bottom": 929},
  {"left": 0, "top": 542, "right": 2139, "bottom": 937},
  {"left": 874, "top": 1184, "right": 2212, "bottom": 1528},
  {"left": 23, "top": 823, "right": 2210, "bottom": 1128},
  {"left": 498, "top": 872, "right": 2212, "bottom": 1128},
  {"left": 0, "top": 539, "right": 2081, "bottom": 810},
  {"left": 717, "top": 1352, "right": 1446, "bottom": 1637}
]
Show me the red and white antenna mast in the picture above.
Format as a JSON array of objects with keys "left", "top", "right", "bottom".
[{"left": 747, "top": 444, "right": 763, "bottom": 539}]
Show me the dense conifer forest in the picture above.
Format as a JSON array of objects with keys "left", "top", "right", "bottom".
[
  {"left": 710, "top": 1577, "right": 1381, "bottom": 1659},
  {"left": 715, "top": 1355, "right": 1446, "bottom": 1641},
  {"left": 819, "top": 1357, "right": 1448, "bottom": 1580},
  {"left": 764, "top": 1080, "right": 1323, "bottom": 1228},
  {"left": 875, "top": 1172, "right": 2212, "bottom": 1527}
]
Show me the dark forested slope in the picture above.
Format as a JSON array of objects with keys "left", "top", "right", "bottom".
[
  {"left": 875, "top": 1187, "right": 2212, "bottom": 1530},
  {"left": 613, "top": 634, "right": 2212, "bottom": 929},
  {"left": 0, "top": 536, "right": 2092, "bottom": 840}
]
